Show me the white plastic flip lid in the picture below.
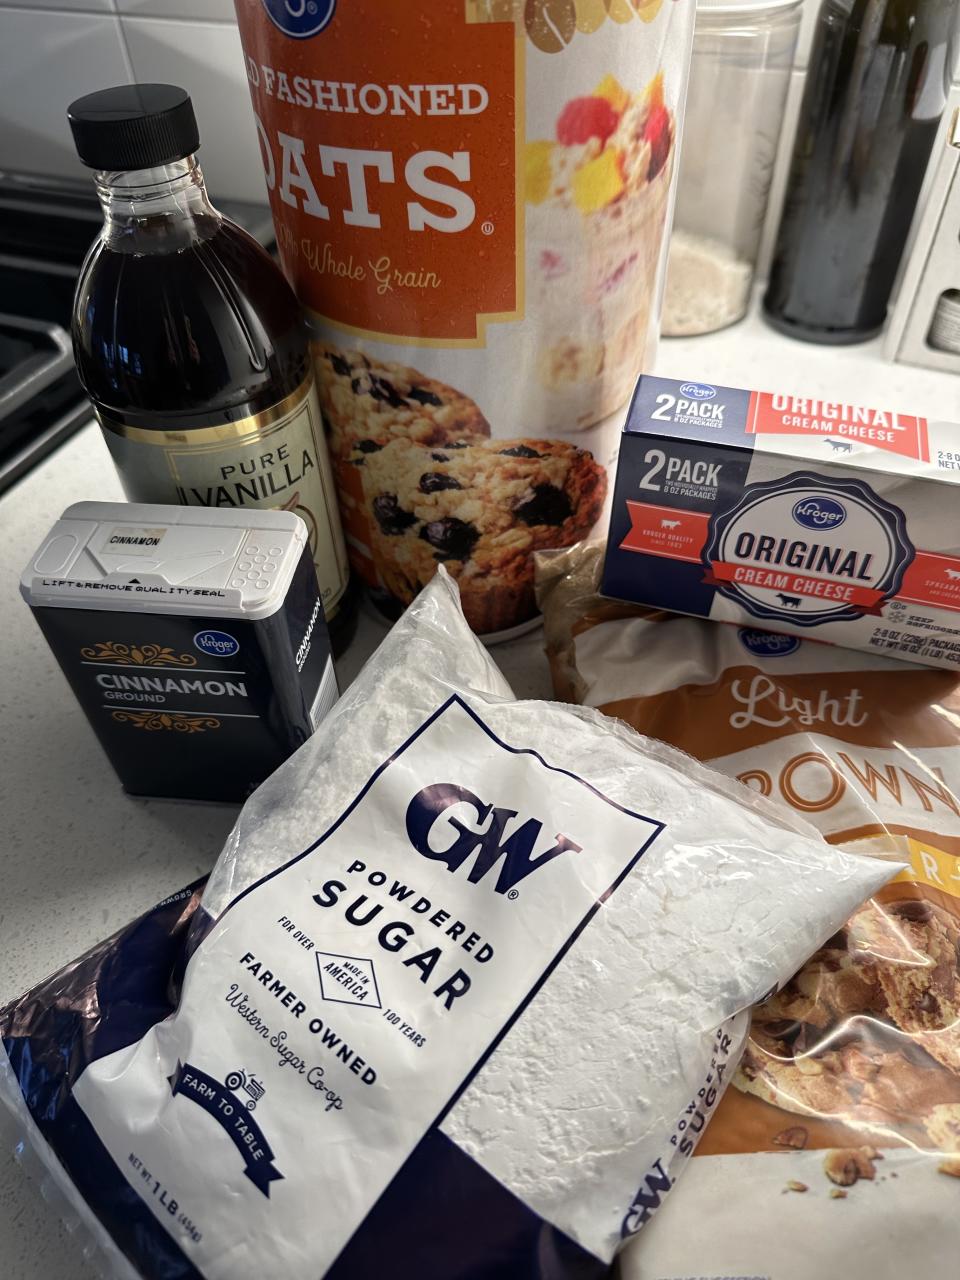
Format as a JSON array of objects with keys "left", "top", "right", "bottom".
[{"left": 20, "top": 501, "right": 311, "bottom": 619}]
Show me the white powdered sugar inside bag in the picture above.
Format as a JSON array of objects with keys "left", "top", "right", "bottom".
[{"left": 1, "top": 569, "right": 900, "bottom": 1280}]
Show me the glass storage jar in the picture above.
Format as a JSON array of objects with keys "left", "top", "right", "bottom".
[{"left": 662, "top": 0, "right": 802, "bottom": 336}]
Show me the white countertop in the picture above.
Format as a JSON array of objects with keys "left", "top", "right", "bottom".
[{"left": 0, "top": 308, "right": 956, "bottom": 1279}]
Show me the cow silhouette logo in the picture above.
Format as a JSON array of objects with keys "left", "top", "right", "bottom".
[
  {"left": 702, "top": 471, "right": 913, "bottom": 628},
  {"left": 946, "top": 568, "right": 960, "bottom": 581}
]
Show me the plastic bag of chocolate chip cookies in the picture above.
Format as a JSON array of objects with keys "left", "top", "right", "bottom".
[
  {"left": 1, "top": 568, "right": 899, "bottom": 1280},
  {"left": 537, "top": 540, "right": 960, "bottom": 1280}
]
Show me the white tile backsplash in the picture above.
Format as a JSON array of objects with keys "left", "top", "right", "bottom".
[
  {"left": 116, "top": 0, "right": 236, "bottom": 22},
  {"left": 121, "top": 16, "right": 267, "bottom": 203},
  {"left": 0, "top": 8, "right": 129, "bottom": 179}
]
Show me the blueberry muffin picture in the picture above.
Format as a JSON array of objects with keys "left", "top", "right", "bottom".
[
  {"left": 313, "top": 345, "right": 490, "bottom": 462},
  {"left": 360, "top": 437, "right": 607, "bottom": 634},
  {"left": 311, "top": 344, "right": 495, "bottom": 591}
]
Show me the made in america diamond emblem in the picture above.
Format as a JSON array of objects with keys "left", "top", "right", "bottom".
[{"left": 315, "top": 951, "right": 382, "bottom": 1009}]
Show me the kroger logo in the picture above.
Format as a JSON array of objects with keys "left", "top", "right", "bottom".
[
  {"left": 405, "top": 783, "right": 581, "bottom": 896},
  {"left": 792, "top": 497, "right": 847, "bottom": 530},
  {"left": 260, "top": 0, "right": 336, "bottom": 39},
  {"left": 679, "top": 382, "right": 717, "bottom": 400},
  {"left": 194, "top": 630, "right": 240, "bottom": 659},
  {"left": 738, "top": 629, "right": 800, "bottom": 658}
]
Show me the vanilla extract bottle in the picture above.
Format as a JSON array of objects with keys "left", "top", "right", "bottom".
[{"left": 68, "top": 83, "right": 356, "bottom": 652}]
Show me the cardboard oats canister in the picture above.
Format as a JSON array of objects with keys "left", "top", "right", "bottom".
[{"left": 234, "top": 0, "right": 694, "bottom": 635}]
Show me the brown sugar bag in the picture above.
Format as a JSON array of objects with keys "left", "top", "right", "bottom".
[{"left": 538, "top": 540, "right": 960, "bottom": 1280}]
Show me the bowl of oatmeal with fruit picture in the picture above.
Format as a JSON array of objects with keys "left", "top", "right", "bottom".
[{"left": 526, "top": 71, "right": 675, "bottom": 430}]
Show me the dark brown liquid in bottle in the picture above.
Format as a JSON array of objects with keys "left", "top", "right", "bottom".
[
  {"left": 74, "top": 215, "right": 307, "bottom": 429},
  {"left": 73, "top": 208, "right": 358, "bottom": 653},
  {"left": 764, "top": 0, "right": 955, "bottom": 343}
]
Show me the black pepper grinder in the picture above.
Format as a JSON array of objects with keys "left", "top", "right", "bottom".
[{"left": 764, "top": 0, "right": 958, "bottom": 344}]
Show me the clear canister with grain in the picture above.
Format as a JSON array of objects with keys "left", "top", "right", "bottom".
[{"left": 662, "top": 0, "right": 801, "bottom": 336}]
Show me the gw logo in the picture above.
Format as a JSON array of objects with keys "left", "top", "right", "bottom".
[{"left": 405, "top": 784, "right": 582, "bottom": 896}]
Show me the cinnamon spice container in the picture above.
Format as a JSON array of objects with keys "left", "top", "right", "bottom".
[{"left": 21, "top": 502, "right": 337, "bottom": 801}]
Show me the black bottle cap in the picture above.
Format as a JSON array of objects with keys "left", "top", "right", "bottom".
[{"left": 67, "top": 83, "right": 200, "bottom": 171}]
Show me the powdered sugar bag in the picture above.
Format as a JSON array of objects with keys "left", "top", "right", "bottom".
[{"left": 1, "top": 568, "right": 899, "bottom": 1280}]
